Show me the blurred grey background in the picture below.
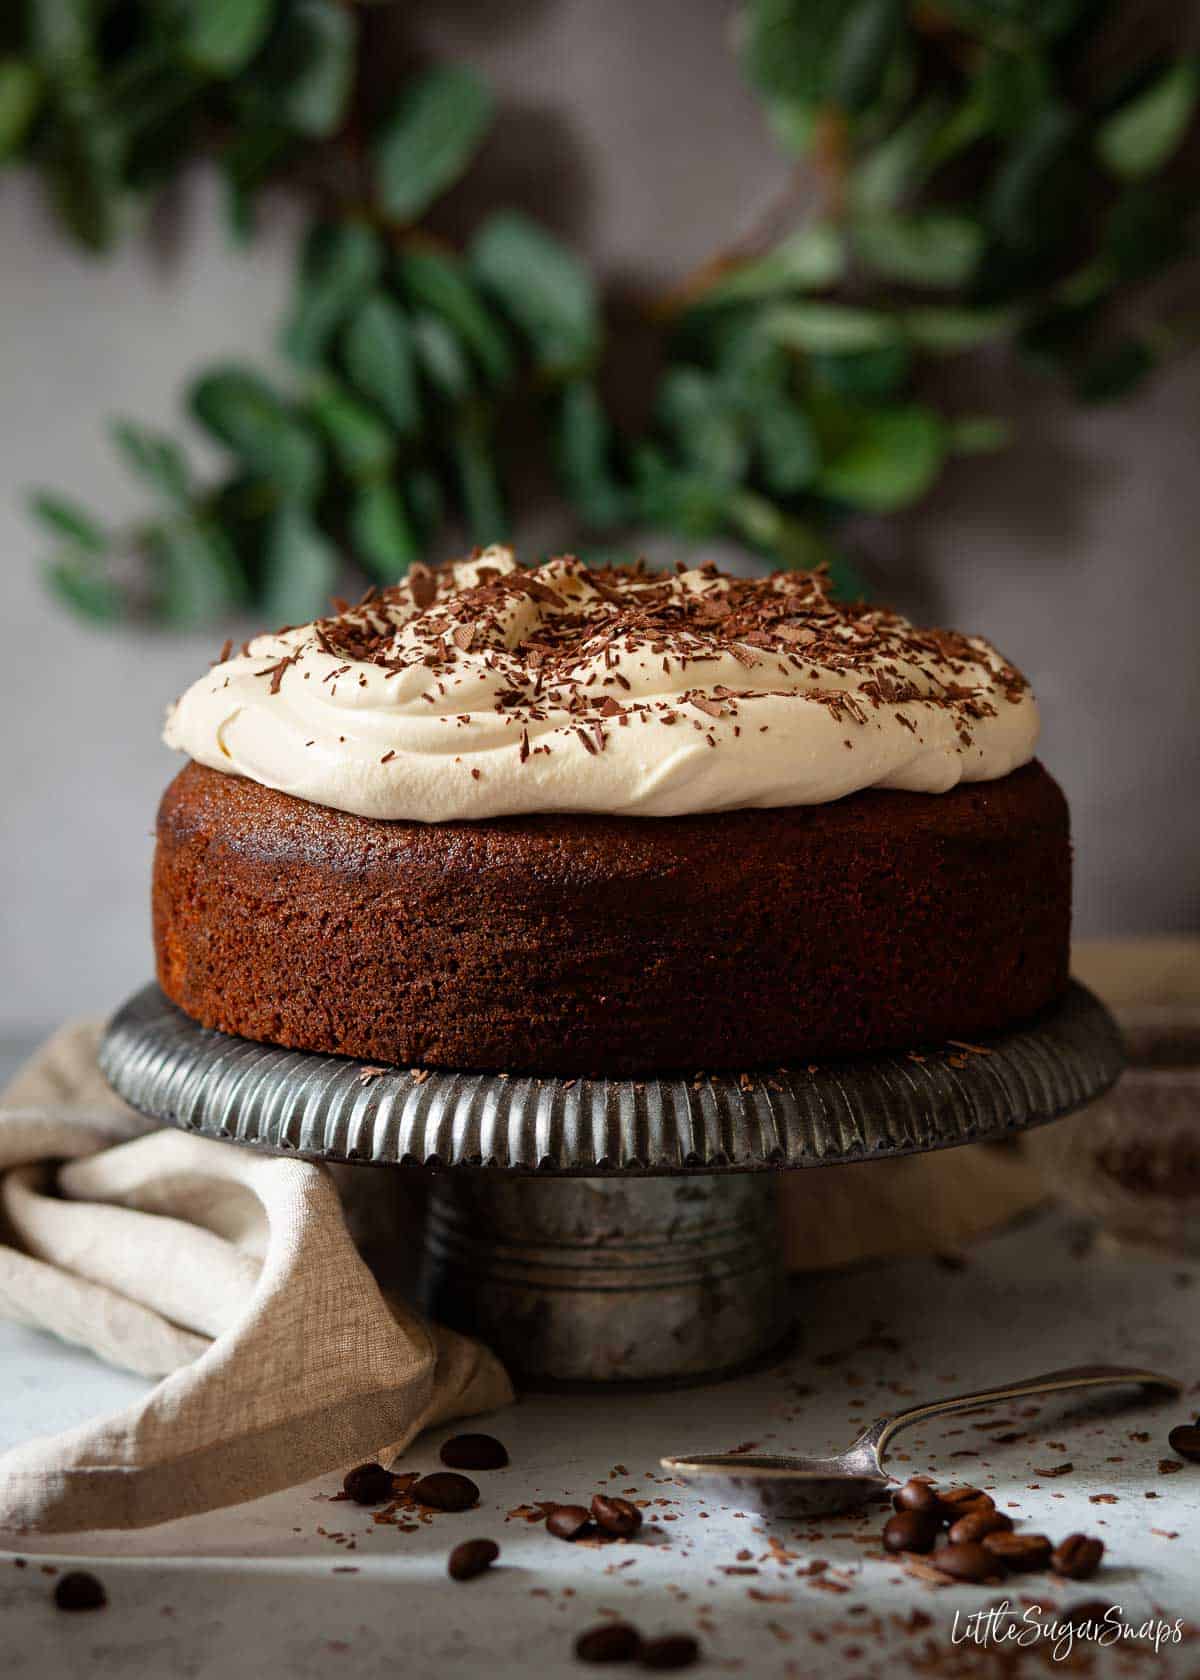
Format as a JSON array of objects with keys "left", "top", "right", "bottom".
[{"left": 2, "top": 0, "right": 1198, "bottom": 1039}]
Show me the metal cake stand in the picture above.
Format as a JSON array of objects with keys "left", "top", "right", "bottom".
[{"left": 99, "top": 981, "right": 1122, "bottom": 1387}]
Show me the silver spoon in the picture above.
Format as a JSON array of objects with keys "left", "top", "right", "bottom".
[{"left": 661, "top": 1363, "right": 1181, "bottom": 1519}]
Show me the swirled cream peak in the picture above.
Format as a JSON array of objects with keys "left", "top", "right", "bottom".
[{"left": 164, "top": 547, "right": 1039, "bottom": 821}]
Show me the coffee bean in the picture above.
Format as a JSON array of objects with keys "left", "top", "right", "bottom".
[
  {"left": 932, "top": 1542, "right": 995, "bottom": 1584},
  {"left": 410, "top": 1472, "right": 479, "bottom": 1512},
  {"left": 948, "top": 1508, "right": 1013, "bottom": 1545},
  {"left": 342, "top": 1461, "right": 394, "bottom": 1505},
  {"left": 936, "top": 1485, "right": 994, "bottom": 1519},
  {"left": 640, "top": 1634, "right": 700, "bottom": 1670},
  {"left": 591, "top": 1494, "right": 643, "bottom": 1538},
  {"left": 53, "top": 1572, "right": 106, "bottom": 1612},
  {"left": 448, "top": 1538, "right": 499, "bottom": 1581},
  {"left": 1051, "top": 1534, "right": 1104, "bottom": 1580},
  {"left": 893, "top": 1477, "right": 942, "bottom": 1516},
  {"left": 982, "top": 1531, "right": 1053, "bottom": 1572},
  {"left": 882, "top": 1510, "right": 941, "bottom": 1555},
  {"left": 547, "top": 1504, "right": 593, "bottom": 1541},
  {"left": 575, "top": 1623, "right": 642, "bottom": 1663},
  {"left": 440, "top": 1433, "right": 509, "bottom": 1471},
  {"left": 1166, "top": 1423, "right": 1200, "bottom": 1462}
]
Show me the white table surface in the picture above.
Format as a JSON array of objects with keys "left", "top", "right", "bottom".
[{"left": 2, "top": 1206, "right": 1197, "bottom": 1680}]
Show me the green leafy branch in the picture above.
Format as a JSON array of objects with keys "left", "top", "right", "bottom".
[{"left": 7, "top": 0, "right": 1198, "bottom": 624}]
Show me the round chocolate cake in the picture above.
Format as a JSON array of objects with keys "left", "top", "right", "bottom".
[{"left": 155, "top": 549, "right": 1069, "bottom": 1074}]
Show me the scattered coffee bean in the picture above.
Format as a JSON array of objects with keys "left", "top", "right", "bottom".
[
  {"left": 447, "top": 1538, "right": 499, "bottom": 1581},
  {"left": 440, "top": 1433, "right": 509, "bottom": 1471},
  {"left": 410, "top": 1472, "right": 479, "bottom": 1512},
  {"left": 591, "top": 1494, "right": 643, "bottom": 1538},
  {"left": 575, "top": 1623, "right": 643, "bottom": 1663},
  {"left": 937, "top": 1485, "right": 994, "bottom": 1519},
  {"left": 893, "top": 1477, "right": 942, "bottom": 1516},
  {"left": 948, "top": 1508, "right": 1013, "bottom": 1544},
  {"left": 883, "top": 1510, "right": 941, "bottom": 1555},
  {"left": 640, "top": 1634, "right": 700, "bottom": 1670},
  {"left": 932, "top": 1542, "right": 996, "bottom": 1584},
  {"left": 53, "top": 1572, "right": 107, "bottom": 1613},
  {"left": 342, "top": 1462, "right": 394, "bottom": 1505},
  {"left": 1051, "top": 1534, "right": 1105, "bottom": 1580},
  {"left": 982, "top": 1531, "right": 1053, "bottom": 1572},
  {"left": 547, "top": 1504, "right": 593, "bottom": 1541},
  {"left": 1166, "top": 1423, "right": 1200, "bottom": 1462}
]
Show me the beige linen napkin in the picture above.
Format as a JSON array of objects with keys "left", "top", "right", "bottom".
[{"left": 0, "top": 1022, "right": 513, "bottom": 1535}]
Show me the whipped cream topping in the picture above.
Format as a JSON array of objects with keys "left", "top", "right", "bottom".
[{"left": 164, "top": 548, "right": 1039, "bottom": 821}]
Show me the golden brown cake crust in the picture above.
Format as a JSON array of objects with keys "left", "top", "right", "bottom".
[{"left": 153, "top": 759, "right": 1071, "bottom": 1075}]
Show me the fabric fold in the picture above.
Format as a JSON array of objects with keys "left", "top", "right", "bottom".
[{"left": 0, "top": 1022, "right": 514, "bottom": 1535}]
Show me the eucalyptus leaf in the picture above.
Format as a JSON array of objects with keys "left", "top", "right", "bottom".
[
  {"left": 947, "top": 414, "right": 1010, "bottom": 452},
  {"left": 815, "top": 404, "right": 945, "bottom": 511},
  {"left": 761, "top": 97, "right": 818, "bottom": 157},
  {"left": 740, "top": 0, "right": 846, "bottom": 106},
  {"left": 976, "top": 48, "right": 1052, "bottom": 138},
  {"left": 182, "top": 0, "right": 275, "bottom": 77},
  {"left": 471, "top": 212, "right": 599, "bottom": 376},
  {"left": 0, "top": 59, "right": 42, "bottom": 160},
  {"left": 282, "top": 220, "right": 381, "bottom": 366},
  {"left": 987, "top": 102, "right": 1077, "bottom": 247},
  {"left": 556, "top": 379, "right": 628, "bottom": 529},
  {"left": 850, "top": 96, "right": 947, "bottom": 212},
  {"left": 189, "top": 364, "right": 323, "bottom": 499},
  {"left": 902, "top": 304, "right": 1018, "bottom": 352},
  {"left": 28, "top": 489, "right": 107, "bottom": 552},
  {"left": 350, "top": 478, "right": 420, "bottom": 581},
  {"left": 374, "top": 66, "right": 493, "bottom": 223},
  {"left": 28, "top": 0, "right": 93, "bottom": 75},
  {"left": 832, "top": 0, "right": 904, "bottom": 112},
  {"left": 404, "top": 467, "right": 444, "bottom": 546},
  {"left": 811, "top": 341, "right": 911, "bottom": 399},
  {"left": 397, "top": 246, "right": 513, "bottom": 387},
  {"left": 728, "top": 491, "right": 834, "bottom": 570},
  {"left": 1097, "top": 59, "right": 1198, "bottom": 181},
  {"left": 261, "top": 500, "right": 338, "bottom": 622},
  {"left": 306, "top": 379, "right": 394, "bottom": 479},
  {"left": 753, "top": 396, "right": 820, "bottom": 495},
  {"left": 41, "top": 104, "right": 122, "bottom": 250},
  {"left": 110, "top": 419, "right": 191, "bottom": 507},
  {"left": 632, "top": 446, "right": 728, "bottom": 538},
  {"left": 221, "top": 124, "right": 291, "bottom": 242},
  {"left": 156, "top": 519, "right": 247, "bottom": 625},
  {"left": 853, "top": 211, "right": 983, "bottom": 287},
  {"left": 45, "top": 556, "right": 122, "bottom": 622},
  {"left": 258, "top": 0, "right": 353, "bottom": 138},
  {"left": 342, "top": 292, "right": 421, "bottom": 434},
  {"left": 411, "top": 311, "right": 473, "bottom": 403},
  {"left": 692, "top": 224, "right": 844, "bottom": 308},
  {"left": 656, "top": 368, "right": 749, "bottom": 485},
  {"left": 764, "top": 301, "right": 902, "bottom": 353},
  {"left": 452, "top": 410, "right": 508, "bottom": 545},
  {"left": 713, "top": 320, "right": 790, "bottom": 403}
]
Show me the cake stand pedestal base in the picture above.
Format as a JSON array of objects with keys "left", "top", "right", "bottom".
[
  {"left": 418, "top": 1174, "right": 786, "bottom": 1386},
  {"left": 99, "top": 981, "right": 1122, "bottom": 1387}
]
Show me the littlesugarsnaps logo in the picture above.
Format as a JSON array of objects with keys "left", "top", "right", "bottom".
[{"left": 951, "top": 1601, "right": 1185, "bottom": 1661}]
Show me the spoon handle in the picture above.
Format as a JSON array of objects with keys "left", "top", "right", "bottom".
[{"left": 865, "top": 1364, "right": 1181, "bottom": 1465}]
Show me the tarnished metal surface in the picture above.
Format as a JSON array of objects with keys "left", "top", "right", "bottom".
[
  {"left": 420, "top": 1175, "right": 787, "bottom": 1384},
  {"left": 99, "top": 981, "right": 1122, "bottom": 1174},
  {"left": 98, "top": 982, "right": 1121, "bottom": 1384}
]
